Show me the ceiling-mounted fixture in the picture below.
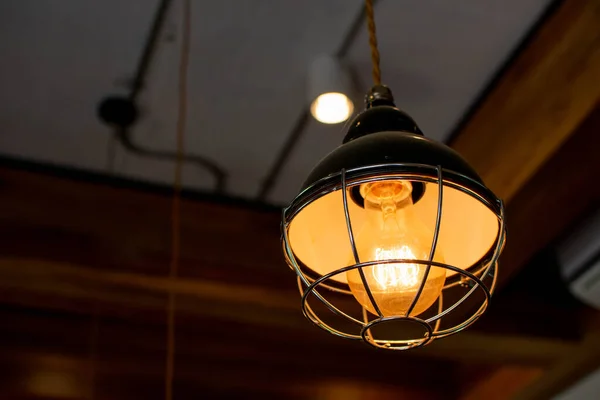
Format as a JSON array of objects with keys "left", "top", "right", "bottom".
[
  {"left": 281, "top": 0, "right": 506, "bottom": 350},
  {"left": 308, "top": 55, "right": 354, "bottom": 124}
]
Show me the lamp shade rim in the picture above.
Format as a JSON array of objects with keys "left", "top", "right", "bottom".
[
  {"left": 285, "top": 163, "right": 501, "bottom": 224},
  {"left": 282, "top": 163, "right": 504, "bottom": 294}
]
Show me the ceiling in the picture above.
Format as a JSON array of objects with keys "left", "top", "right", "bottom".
[{"left": 0, "top": 0, "right": 551, "bottom": 204}]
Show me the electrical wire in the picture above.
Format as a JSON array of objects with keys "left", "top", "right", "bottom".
[
  {"left": 116, "top": 130, "right": 226, "bottom": 192},
  {"left": 107, "top": 0, "right": 227, "bottom": 193},
  {"left": 166, "top": 0, "right": 191, "bottom": 398},
  {"left": 365, "top": 0, "right": 382, "bottom": 86}
]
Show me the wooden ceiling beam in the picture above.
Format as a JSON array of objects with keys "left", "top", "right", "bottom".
[
  {"left": 460, "top": 106, "right": 600, "bottom": 398},
  {"left": 450, "top": 0, "right": 600, "bottom": 203},
  {"left": 460, "top": 366, "right": 544, "bottom": 400},
  {"left": 499, "top": 104, "right": 600, "bottom": 285}
]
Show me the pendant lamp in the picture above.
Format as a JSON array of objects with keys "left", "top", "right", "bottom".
[{"left": 281, "top": 1, "right": 506, "bottom": 350}]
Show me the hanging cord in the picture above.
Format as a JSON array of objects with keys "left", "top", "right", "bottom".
[
  {"left": 166, "top": 0, "right": 191, "bottom": 399},
  {"left": 365, "top": 0, "right": 381, "bottom": 85},
  {"left": 88, "top": 304, "right": 99, "bottom": 400}
]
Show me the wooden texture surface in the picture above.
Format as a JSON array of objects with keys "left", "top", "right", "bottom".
[
  {"left": 0, "top": 158, "right": 591, "bottom": 399},
  {"left": 499, "top": 105, "right": 600, "bottom": 285},
  {"left": 450, "top": 0, "right": 600, "bottom": 202}
]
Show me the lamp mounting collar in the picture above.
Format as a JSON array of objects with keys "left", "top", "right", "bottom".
[
  {"left": 343, "top": 86, "right": 423, "bottom": 144},
  {"left": 366, "top": 84, "right": 394, "bottom": 108}
]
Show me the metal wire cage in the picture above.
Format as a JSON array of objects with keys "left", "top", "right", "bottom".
[{"left": 282, "top": 163, "right": 506, "bottom": 350}]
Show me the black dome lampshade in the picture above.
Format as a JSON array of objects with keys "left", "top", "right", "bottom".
[{"left": 281, "top": 85, "right": 506, "bottom": 350}]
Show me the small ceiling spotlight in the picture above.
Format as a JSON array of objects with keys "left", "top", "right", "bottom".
[{"left": 308, "top": 55, "right": 354, "bottom": 124}]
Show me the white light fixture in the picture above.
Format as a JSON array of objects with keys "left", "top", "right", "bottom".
[{"left": 308, "top": 55, "right": 354, "bottom": 124}]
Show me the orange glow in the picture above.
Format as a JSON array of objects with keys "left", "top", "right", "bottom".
[
  {"left": 372, "top": 245, "right": 420, "bottom": 289},
  {"left": 346, "top": 181, "right": 445, "bottom": 316},
  {"left": 288, "top": 178, "right": 499, "bottom": 287}
]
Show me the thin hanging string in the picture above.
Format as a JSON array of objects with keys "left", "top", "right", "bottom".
[
  {"left": 105, "top": 133, "right": 117, "bottom": 173},
  {"left": 166, "top": 0, "right": 191, "bottom": 399},
  {"left": 88, "top": 304, "right": 99, "bottom": 400},
  {"left": 365, "top": 0, "right": 381, "bottom": 85}
]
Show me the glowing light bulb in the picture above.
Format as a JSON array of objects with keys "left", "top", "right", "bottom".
[
  {"left": 347, "top": 181, "right": 446, "bottom": 316},
  {"left": 310, "top": 92, "right": 353, "bottom": 124}
]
